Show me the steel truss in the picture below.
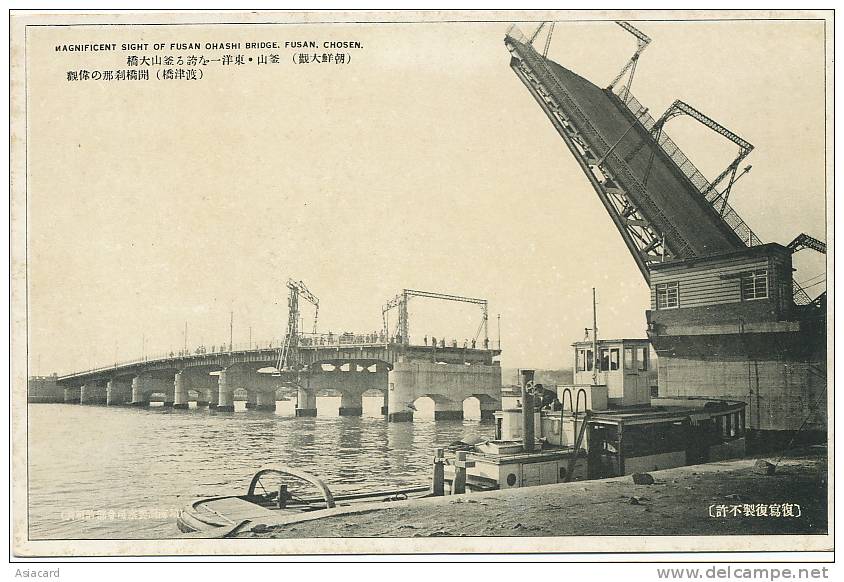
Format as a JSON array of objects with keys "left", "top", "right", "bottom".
[{"left": 382, "top": 289, "right": 488, "bottom": 346}]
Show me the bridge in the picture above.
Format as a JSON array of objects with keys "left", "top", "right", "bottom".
[
  {"left": 55, "top": 287, "right": 503, "bottom": 422},
  {"left": 504, "top": 22, "right": 826, "bottom": 435}
]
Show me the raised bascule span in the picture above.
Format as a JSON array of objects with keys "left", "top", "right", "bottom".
[
  {"left": 506, "top": 22, "right": 827, "bottom": 440},
  {"left": 505, "top": 23, "right": 764, "bottom": 285}
]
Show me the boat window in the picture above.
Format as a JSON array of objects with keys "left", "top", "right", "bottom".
[
  {"left": 610, "top": 348, "right": 620, "bottom": 371},
  {"left": 637, "top": 347, "right": 649, "bottom": 371},
  {"left": 741, "top": 269, "right": 768, "bottom": 300},
  {"left": 576, "top": 349, "right": 585, "bottom": 371},
  {"left": 600, "top": 349, "right": 610, "bottom": 372},
  {"left": 656, "top": 282, "right": 679, "bottom": 309},
  {"left": 624, "top": 347, "right": 634, "bottom": 370},
  {"left": 586, "top": 349, "right": 593, "bottom": 371}
]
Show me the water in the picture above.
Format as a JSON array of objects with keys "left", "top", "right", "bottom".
[{"left": 27, "top": 398, "right": 494, "bottom": 539}]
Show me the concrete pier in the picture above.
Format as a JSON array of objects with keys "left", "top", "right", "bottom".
[
  {"left": 205, "top": 385, "right": 219, "bottom": 409},
  {"left": 80, "top": 382, "right": 107, "bottom": 405},
  {"left": 63, "top": 386, "right": 81, "bottom": 404},
  {"left": 130, "top": 375, "right": 173, "bottom": 407},
  {"left": 245, "top": 390, "right": 258, "bottom": 409},
  {"left": 432, "top": 396, "right": 463, "bottom": 421},
  {"left": 173, "top": 370, "right": 189, "bottom": 409},
  {"left": 106, "top": 378, "right": 131, "bottom": 406},
  {"left": 162, "top": 384, "right": 175, "bottom": 408},
  {"left": 217, "top": 367, "right": 236, "bottom": 412},
  {"left": 255, "top": 389, "right": 276, "bottom": 411},
  {"left": 296, "top": 386, "right": 317, "bottom": 417},
  {"left": 387, "top": 361, "right": 502, "bottom": 422},
  {"left": 173, "top": 368, "right": 219, "bottom": 409}
]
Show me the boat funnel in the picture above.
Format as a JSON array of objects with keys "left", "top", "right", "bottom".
[{"left": 520, "top": 369, "right": 536, "bottom": 452}]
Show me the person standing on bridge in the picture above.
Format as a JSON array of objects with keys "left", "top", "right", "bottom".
[
  {"left": 424, "top": 335, "right": 428, "bottom": 346},
  {"left": 471, "top": 339, "right": 476, "bottom": 349}
]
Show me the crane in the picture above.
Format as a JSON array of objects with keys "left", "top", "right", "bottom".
[
  {"left": 277, "top": 278, "right": 319, "bottom": 372},
  {"left": 382, "top": 289, "right": 489, "bottom": 348}
]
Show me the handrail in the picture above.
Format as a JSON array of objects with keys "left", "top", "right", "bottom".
[
  {"left": 505, "top": 29, "right": 697, "bottom": 259},
  {"left": 57, "top": 335, "right": 503, "bottom": 379}
]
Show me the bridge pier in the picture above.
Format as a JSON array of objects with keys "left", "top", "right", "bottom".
[
  {"left": 106, "top": 378, "right": 131, "bottom": 406},
  {"left": 130, "top": 376, "right": 146, "bottom": 406},
  {"left": 387, "top": 361, "right": 502, "bottom": 422},
  {"left": 474, "top": 393, "right": 501, "bottom": 421},
  {"left": 432, "top": 396, "right": 463, "bottom": 421},
  {"left": 174, "top": 368, "right": 218, "bottom": 409},
  {"left": 255, "top": 389, "right": 276, "bottom": 411},
  {"left": 339, "top": 391, "right": 363, "bottom": 417},
  {"left": 129, "top": 375, "right": 173, "bottom": 407},
  {"left": 162, "top": 384, "right": 175, "bottom": 408},
  {"left": 217, "top": 367, "right": 236, "bottom": 412},
  {"left": 80, "top": 381, "right": 107, "bottom": 405},
  {"left": 245, "top": 390, "right": 258, "bottom": 409},
  {"left": 173, "top": 371, "right": 189, "bottom": 409},
  {"left": 296, "top": 386, "right": 317, "bottom": 417},
  {"left": 204, "top": 385, "right": 219, "bottom": 409},
  {"left": 63, "top": 386, "right": 80, "bottom": 404}
]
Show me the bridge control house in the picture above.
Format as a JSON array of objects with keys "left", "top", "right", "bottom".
[{"left": 646, "top": 243, "right": 826, "bottom": 445}]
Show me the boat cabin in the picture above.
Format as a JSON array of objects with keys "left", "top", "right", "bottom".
[{"left": 570, "top": 338, "right": 655, "bottom": 407}]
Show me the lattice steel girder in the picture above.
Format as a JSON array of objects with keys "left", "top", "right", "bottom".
[
  {"left": 507, "top": 47, "right": 671, "bottom": 284},
  {"left": 608, "top": 21, "right": 652, "bottom": 92},
  {"left": 382, "top": 289, "right": 489, "bottom": 344},
  {"left": 788, "top": 233, "right": 827, "bottom": 254}
]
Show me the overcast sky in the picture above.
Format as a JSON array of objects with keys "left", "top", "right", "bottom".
[{"left": 25, "top": 17, "right": 828, "bottom": 374}]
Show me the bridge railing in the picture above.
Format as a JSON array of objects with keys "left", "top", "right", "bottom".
[
  {"left": 506, "top": 26, "right": 762, "bottom": 257},
  {"left": 58, "top": 333, "right": 502, "bottom": 379},
  {"left": 613, "top": 89, "right": 762, "bottom": 248}
]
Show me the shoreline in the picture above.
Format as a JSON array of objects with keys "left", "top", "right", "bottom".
[{"left": 234, "top": 446, "right": 828, "bottom": 539}]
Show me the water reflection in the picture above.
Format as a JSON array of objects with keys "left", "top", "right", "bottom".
[{"left": 28, "top": 399, "right": 494, "bottom": 539}]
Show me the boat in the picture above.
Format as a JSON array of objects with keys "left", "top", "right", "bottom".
[
  {"left": 176, "top": 466, "right": 431, "bottom": 535},
  {"left": 436, "top": 338, "right": 748, "bottom": 493}
]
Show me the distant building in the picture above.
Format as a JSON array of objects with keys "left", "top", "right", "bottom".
[{"left": 27, "top": 373, "right": 64, "bottom": 403}]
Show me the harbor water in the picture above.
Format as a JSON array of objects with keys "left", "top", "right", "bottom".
[{"left": 27, "top": 398, "right": 495, "bottom": 539}]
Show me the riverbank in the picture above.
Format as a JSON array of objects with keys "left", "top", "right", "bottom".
[{"left": 237, "top": 446, "right": 828, "bottom": 538}]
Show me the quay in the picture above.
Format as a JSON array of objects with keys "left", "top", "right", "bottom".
[{"left": 232, "top": 446, "right": 827, "bottom": 541}]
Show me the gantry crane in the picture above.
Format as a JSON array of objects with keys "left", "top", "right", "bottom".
[
  {"left": 277, "top": 278, "right": 319, "bottom": 371},
  {"left": 382, "top": 289, "right": 489, "bottom": 347}
]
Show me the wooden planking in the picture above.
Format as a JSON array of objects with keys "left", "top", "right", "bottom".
[{"left": 650, "top": 256, "right": 770, "bottom": 309}]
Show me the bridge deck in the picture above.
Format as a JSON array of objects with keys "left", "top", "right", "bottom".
[
  {"left": 509, "top": 37, "right": 752, "bottom": 259},
  {"left": 57, "top": 342, "right": 502, "bottom": 385}
]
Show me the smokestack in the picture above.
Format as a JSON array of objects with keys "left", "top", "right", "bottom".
[{"left": 520, "top": 369, "right": 535, "bottom": 452}]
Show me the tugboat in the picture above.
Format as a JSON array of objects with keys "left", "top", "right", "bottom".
[{"left": 438, "top": 338, "right": 747, "bottom": 493}]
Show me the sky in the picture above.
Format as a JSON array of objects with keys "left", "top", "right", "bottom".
[{"left": 24, "top": 16, "right": 828, "bottom": 374}]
